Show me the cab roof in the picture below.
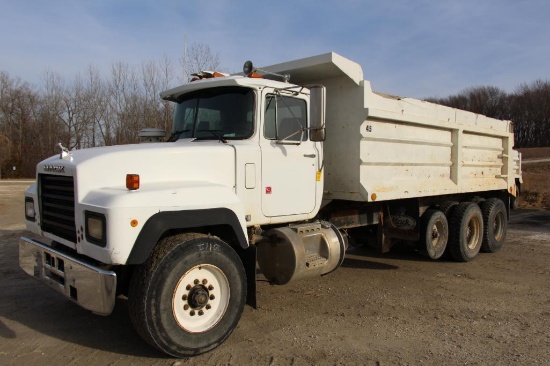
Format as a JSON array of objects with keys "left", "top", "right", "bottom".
[{"left": 160, "top": 75, "right": 292, "bottom": 102}]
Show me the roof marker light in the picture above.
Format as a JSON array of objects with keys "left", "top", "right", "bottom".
[{"left": 243, "top": 60, "right": 290, "bottom": 82}]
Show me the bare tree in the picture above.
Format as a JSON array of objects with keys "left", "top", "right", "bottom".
[
  {"left": 427, "top": 81, "right": 550, "bottom": 148},
  {"left": 140, "top": 57, "right": 175, "bottom": 133},
  {"left": 78, "top": 65, "right": 108, "bottom": 148},
  {"left": 180, "top": 42, "right": 221, "bottom": 83},
  {"left": 0, "top": 72, "right": 41, "bottom": 177},
  {"left": 108, "top": 61, "right": 143, "bottom": 144},
  {"left": 426, "top": 86, "right": 510, "bottom": 120},
  {"left": 0, "top": 45, "right": 225, "bottom": 176},
  {"left": 511, "top": 80, "right": 550, "bottom": 147}
]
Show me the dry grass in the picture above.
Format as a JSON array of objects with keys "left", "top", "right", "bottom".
[
  {"left": 518, "top": 147, "right": 550, "bottom": 160},
  {"left": 520, "top": 191, "right": 550, "bottom": 209},
  {"left": 518, "top": 148, "right": 550, "bottom": 208}
]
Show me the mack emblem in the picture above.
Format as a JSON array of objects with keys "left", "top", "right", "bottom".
[{"left": 43, "top": 165, "right": 65, "bottom": 173}]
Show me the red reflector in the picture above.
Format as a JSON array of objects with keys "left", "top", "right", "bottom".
[{"left": 126, "top": 174, "right": 140, "bottom": 190}]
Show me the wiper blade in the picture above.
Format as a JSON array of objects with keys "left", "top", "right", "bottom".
[
  {"left": 194, "top": 129, "right": 228, "bottom": 143},
  {"left": 167, "top": 129, "right": 190, "bottom": 142}
]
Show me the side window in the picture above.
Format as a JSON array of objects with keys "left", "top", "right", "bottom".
[{"left": 264, "top": 95, "right": 307, "bottom": 141}]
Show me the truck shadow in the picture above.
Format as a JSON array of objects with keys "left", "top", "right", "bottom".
[
  {"left": 342, "top": 256, "right": 399, "bottom": 270},
  {"left": 509, "top": 208, "right": 550, "bottom": 233},
  {"left": 0, "top": 229, "right": 166, "bottom": 358},
  {"left": 344, "top": 242, "right": 444, "bottom": 264}
]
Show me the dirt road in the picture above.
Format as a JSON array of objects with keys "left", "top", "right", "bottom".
[
  {"left": 523, "top": 158, "right": 550, "bottom": 164},
  {"left": 1, "top": 181, "right": 549, "bottom": 365}
]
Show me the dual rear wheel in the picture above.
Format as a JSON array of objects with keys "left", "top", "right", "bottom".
[{"left": 418, "top": 198, "right": 507, "bottom": 262}]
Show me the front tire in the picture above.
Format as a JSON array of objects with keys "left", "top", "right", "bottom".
[{"left": 128, "top": 233, "right": 246, "bottom": 357}]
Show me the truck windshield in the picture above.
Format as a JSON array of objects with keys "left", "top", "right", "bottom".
[{"left": 170, "top": 87, "right": 255, "bottom": 141}]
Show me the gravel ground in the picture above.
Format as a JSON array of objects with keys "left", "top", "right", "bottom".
[{"left": 1, "top": 181, "right": 549, "bottom": 365}]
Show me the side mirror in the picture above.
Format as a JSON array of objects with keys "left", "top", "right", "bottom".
[{"left": 309, "top": 85, "right": 326, "bottom": 141}]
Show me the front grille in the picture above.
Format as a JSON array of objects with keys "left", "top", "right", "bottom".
[{"left": 39, "top": 174, "right": 77, "bottom": 242}]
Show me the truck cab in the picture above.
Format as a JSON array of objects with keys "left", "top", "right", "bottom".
[
  {"left": 19, "top": 64, "right": 345, "bottom": 357},
  {"left": 160, "top": 75, "right": 325, "bottom": 223}
]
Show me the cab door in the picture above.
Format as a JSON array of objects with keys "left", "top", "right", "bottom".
[{"left": 260, "top": 92, "right": 318, "bottom": 217}]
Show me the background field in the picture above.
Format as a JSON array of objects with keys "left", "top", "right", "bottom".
[{"left": 518, "top": 147, "right": 550, "bottom": 208}]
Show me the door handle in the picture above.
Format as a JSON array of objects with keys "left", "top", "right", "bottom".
[{"left": 303, "top": 154, "right": 316, "bottom": 158}]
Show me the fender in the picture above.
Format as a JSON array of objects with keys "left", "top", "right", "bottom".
[{"left": 126, "top": 207, "right": 249, "bottom": 264}]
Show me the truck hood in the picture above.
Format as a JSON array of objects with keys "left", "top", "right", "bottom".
[{"left": 38, "top": 141, "right": 236, "bottom": 199}]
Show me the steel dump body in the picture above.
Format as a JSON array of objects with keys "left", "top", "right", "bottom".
[{"left": 265, "top": 53, "right": 516, "bottom": 203}]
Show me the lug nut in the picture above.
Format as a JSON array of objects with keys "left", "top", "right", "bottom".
[
  {"left": 202, "top": 279, "right": 208, "bottom": 285},
  {"left": 186, "top": 285, "right": 191, "bottom": 290},
  {"left": 206, "top": 304, "right": 211, "bottom": 310},
  {"left": 209, "top": 294, "right": 215, "bottom": 300},
  {"left": 208, "top": 285, "right": 214, "bottom": 290},
  {"left": 190, "top": 310, "right": 195, "bottom": 316},
  {"left": 182, "top": 294, "right": 187, "bottom": 301},
  {"left": 194, "top": 279, "right": 199, "bottom": 285},
  {"left": 184, "top": 304, "right": 189, "bottom": 310},
  {"left": 198, "top": 310, "right": 204, "bottom": 316}
]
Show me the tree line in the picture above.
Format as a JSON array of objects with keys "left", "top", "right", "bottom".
[
  {"left": 0, "top": 50, "right": 548, "bottom": 178},
  {"left": 0, "top": 43, "right": 220, "bottom": 178},
  {"left": 425, "top": 80, "right": 550, "bottom": 149}
]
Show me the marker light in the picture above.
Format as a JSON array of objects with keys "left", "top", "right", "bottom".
[{"left": 126, "top": 174, "right": 140, "bottom": 190}]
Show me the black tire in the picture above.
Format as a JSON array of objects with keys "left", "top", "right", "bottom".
[
  {"left": 481, "top": 198, "right": 507, "bottom": 253},
  {"left": 439, "top": 201, "right": 459, "bottom": 218},
  {"left": 128, "top": 233, "right": 246, "bottom": 357},
  {"left": 448, "top": 202, "right": 484, "bottom": 262},
  {"left": 419, "top": 209, "right": 449, "bottom": 260}
]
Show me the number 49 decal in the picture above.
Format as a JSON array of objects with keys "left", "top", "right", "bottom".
[{"left": 365, "top": 125, "right": 372, "bottom": 132}]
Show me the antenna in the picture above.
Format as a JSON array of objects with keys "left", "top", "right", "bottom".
[{"left": 183, "top": 34, "right": 188, "bottom": 82}]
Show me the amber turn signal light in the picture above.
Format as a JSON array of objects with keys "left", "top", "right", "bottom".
[{"left": 126, "top": 174, "right": 140, "bottom": 190}]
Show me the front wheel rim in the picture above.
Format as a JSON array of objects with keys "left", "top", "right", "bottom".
[{"left": 172, "top": 264, "right": 230, "bottom": 333}]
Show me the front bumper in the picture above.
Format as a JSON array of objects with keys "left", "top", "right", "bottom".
[{"left": 19, "top": 236, "right": 117, "bottom": 315}]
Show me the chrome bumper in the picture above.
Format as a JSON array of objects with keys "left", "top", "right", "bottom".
[{"left": 19, "top": 236, "right": 117, "bottom": 315}]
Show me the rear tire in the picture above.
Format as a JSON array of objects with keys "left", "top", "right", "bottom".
[
  {"left": 448, "top": 202, "right": 483, "bottom": 262},
  {"left": 439, "top": 201, "right": 459, "bottom": 218},
  {"left": 481, "top": 198, "right": 507, "bottom": 253},
  {"left": 128, "top": 233, "right": 246, "bottom": 357},
  {"left": 419, "top": 209, "right": 448, "bottom": 260}
]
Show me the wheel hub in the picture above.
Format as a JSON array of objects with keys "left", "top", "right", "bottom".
[{"left": 188, "top": 286, "right": 209, "bottom": 309}]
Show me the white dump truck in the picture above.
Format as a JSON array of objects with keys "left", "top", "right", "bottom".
[{"left": 19, "top": 52, "right": 522, "bottom": 357}]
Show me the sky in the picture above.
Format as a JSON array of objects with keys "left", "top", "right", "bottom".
[{"left": 1, "top": 0, "right": 549, "bottom": 99}]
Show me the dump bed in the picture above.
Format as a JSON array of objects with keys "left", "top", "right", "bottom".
[{"left": 265, "top": 53, "right": 517, "bottom": 203}]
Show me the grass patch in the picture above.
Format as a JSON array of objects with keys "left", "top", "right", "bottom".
[
  {"left": 520, "top": 191, "right": 550, "bottom": 209},
  {"left": 518, "top": 147, "right": 550, "bottom": 160},
  {"left": 518, "top": 148, "right": 550, "bottom": 208}
]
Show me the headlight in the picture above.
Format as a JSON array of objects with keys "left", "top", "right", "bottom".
[
  {"left": 25, "top": 197, "right": 35, "bottom": 221},
  {"left": 85, "top": 211, "right": 106, "bottom": 247}
]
